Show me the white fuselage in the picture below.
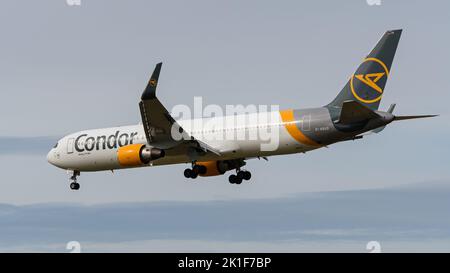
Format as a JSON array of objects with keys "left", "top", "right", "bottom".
[{"left": 47, "top": 111, "right": 319, "bottom": 172}]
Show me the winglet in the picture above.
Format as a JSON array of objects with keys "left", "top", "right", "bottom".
[{"left": 141, "top": 62, "right": 162, "bottom": 100}]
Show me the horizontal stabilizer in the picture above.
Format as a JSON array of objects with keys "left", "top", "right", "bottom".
[
  {"left": 394, "top": 115, "right": 438, "bottom": 121},
  {"left": 338, "top": 100, "right": 380, "bottom": 124}
]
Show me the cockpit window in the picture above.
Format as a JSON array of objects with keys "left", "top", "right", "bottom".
[{"left": 53, "top": 142, "right": 58, "bottom": 148}]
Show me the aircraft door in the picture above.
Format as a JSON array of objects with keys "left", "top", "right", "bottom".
[{"left": 67, "top": 138, "right": 74, "bottom": 154}]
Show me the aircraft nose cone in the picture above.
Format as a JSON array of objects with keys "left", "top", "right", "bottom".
[{"left": 47, "top": 150, "right": 56, "bottom": 166}]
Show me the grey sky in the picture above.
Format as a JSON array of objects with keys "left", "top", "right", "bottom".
[{"left": 0, "top": 0, "right": 449, "bottom": 251}]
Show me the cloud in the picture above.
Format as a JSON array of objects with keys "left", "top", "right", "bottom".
[{"left": 0, "top": 181, "right": 449, "bottom": 252}]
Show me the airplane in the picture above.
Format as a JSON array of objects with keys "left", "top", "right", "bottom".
[{"left": 47, "top": 29, "right": 436, "bottom": 190}]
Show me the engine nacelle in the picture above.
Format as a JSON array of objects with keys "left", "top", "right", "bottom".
[
  {"left": 117, "top": 144, "right": 165, "bottom": 167},
  {"left": 195, "top": 160, "right": 243, "bottom": 177}
]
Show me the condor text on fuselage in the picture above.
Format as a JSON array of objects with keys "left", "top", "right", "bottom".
[{"left": 74, "top": 131, "right": 139, "bottom": 153}]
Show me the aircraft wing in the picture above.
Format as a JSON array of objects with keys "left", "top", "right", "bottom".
[{"left": 139, "top": 63, "right": 220, "bottom": 156}]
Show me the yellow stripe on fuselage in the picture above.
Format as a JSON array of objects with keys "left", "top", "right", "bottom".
[{"left": 279, "top": 110, "right": 321, "bottom": 147}]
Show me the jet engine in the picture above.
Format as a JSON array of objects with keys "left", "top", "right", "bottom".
[
  {"left": 194, "top": 161, "right": 228, "bottom": 176},
  {"left": 117, "top": 144, "right": 165, "bottom": 167}
]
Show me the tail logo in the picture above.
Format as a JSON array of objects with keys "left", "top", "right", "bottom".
[
  {"left": 149, "top": 79, "right": 157, "bottom": 87},
  {"left": 350, "top": 57, "right": 389, "bottom": 104},
  {"left": 354, "top": 72, "right": 385, "bottom": 93}
]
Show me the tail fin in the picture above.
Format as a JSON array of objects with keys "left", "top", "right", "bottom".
[{"left": 328, "top": 29, "right": 402, "bottom": 112}]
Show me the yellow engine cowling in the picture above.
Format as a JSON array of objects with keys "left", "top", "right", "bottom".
[
  {"left": 117, "top": 144, "right": 165, "bottom": 167},
  {"left": 195, "top": 161, "right": 231, "bottom": 177}
]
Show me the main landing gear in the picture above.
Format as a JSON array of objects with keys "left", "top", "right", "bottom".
[
  {"left": 184, "top": 165, "right": 207, "bottom": 179},
  {"left": 183, "top": 166, "right": 252, "bottom": 184},
  {"left": 68, "top": 170, "right": 80, "bottom": 190},
  {"left": 182, "top": 159, "right": 251, "bottom": 184},
  {"left": 228, "top": 170, "right": 251, "bottom": 185}
]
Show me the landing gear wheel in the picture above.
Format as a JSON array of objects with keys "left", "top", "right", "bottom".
[
  {"left": 237, "top": 171, "right": 245, "bottom": 180},
  {"left": 235, "top": 176, "right": 243, "bottom": 184},
  {"left": 184, "top": 168, "right": 192, "bottom": 178},
  {"left": 242, "top": 171, "right": 251, "bottom": 181},
  {"left": 190, "top": 171, "right": 198, "bottom": 179},
  {"left": 184, "top": 168, "right": 198, "bottom": 179},
  {"left": 70, "top": 182, "right": 80, "bottom": 190},
  {"left": 236, "top": 170, "right": 251, "bottom": 182},
  {"left": 229, "top": 174, "right": 237, "bottom": 184},
  {"left": 229, "top": 174, "right": 242, "bottom": 184}
]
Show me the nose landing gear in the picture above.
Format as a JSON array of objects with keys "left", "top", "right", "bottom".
[{"left": 68, "top": 170, "right": 80, "bottom": 190}]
